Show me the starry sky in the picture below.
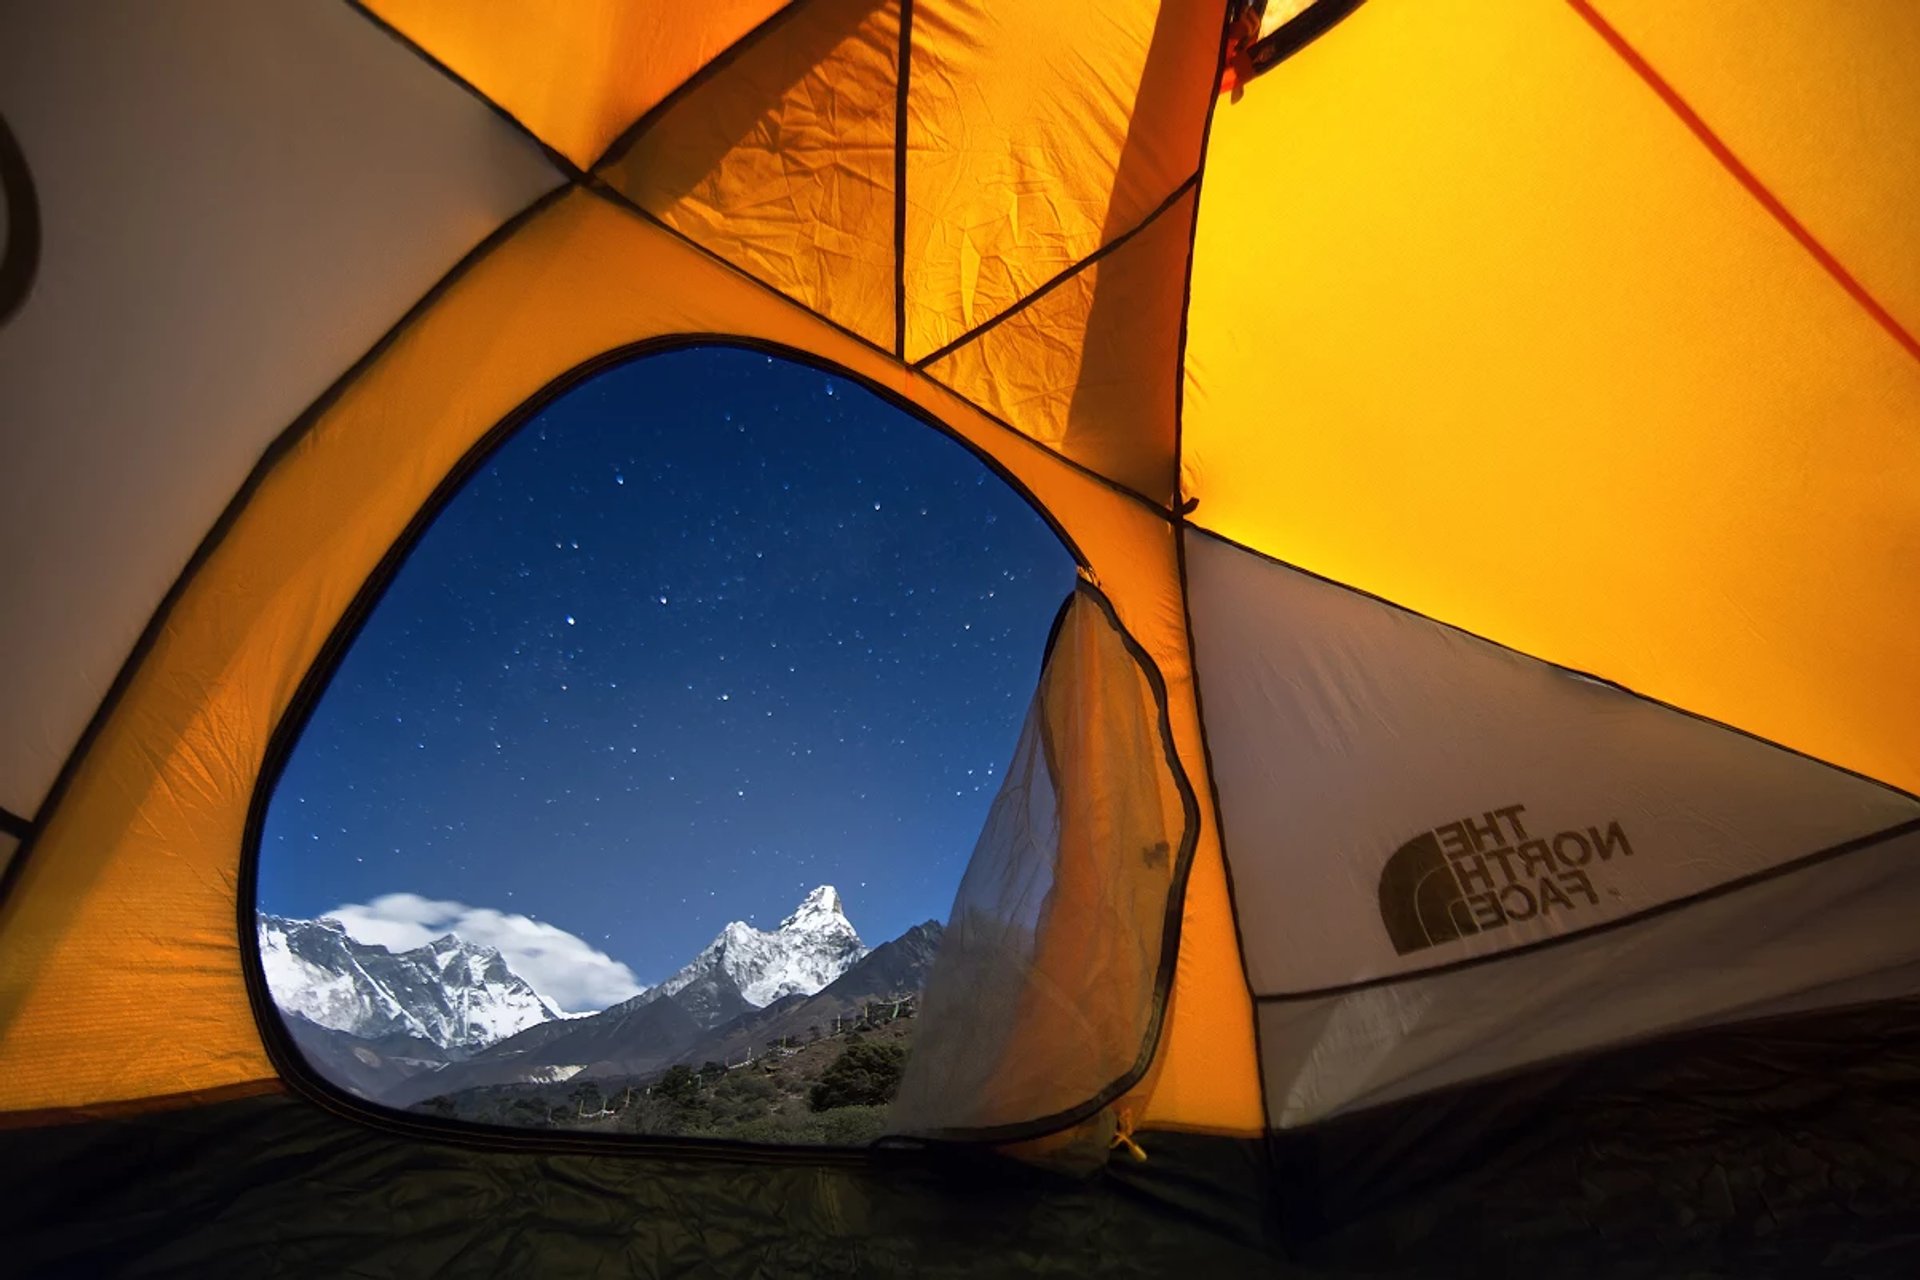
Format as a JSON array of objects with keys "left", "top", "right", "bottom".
[{"left": 257, "top": 346, "right": 1077, "bottom": 1001}]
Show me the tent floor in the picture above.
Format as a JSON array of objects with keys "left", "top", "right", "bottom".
[
  {"left": 1271, "top": 993, "right": 1920, "bottom": 1277},
  {"left": 5, "top": 996, "right": 1920, "bottom": 1276}
]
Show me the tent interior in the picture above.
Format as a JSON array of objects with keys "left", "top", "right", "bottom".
[{"left": 3, "top": 1, "right": 1918, "bottom": 1274}]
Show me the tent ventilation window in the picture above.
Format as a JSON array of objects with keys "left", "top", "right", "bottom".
[{"left": 248, "top": 344, "right": 1083, "bottom": 1148}]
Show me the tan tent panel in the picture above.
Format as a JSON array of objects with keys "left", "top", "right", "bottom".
[
  {"left": 0, "top": 0, "right": 560, "bottom": 824},
  {"left": 3, "top": 1, "right": 1918, "bottom": 1271}
]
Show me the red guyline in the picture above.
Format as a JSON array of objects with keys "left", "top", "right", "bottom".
[{"left": 1566, "top": 0, "right": 1920, "bottom": 368}]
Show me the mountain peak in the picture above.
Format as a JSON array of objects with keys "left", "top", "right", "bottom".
[
  {"left": 655, "top": 887, "right": 868, "bottom": 1015},
  {"left": 780, "top": 885, "right": 847, "bottom": 932}
]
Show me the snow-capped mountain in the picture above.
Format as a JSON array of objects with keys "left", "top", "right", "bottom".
[
  {"left": 655, "top": 885, "right": 868, "bottom": 1012},
  {"left": 260, "top": 886, "right": 875, "bottom": 1098},
  {"left": 258, "top": 915, "right": 562, "bottom": 1050}
]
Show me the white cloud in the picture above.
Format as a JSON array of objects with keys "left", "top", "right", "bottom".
[{"left": 323, "top": 893, "right": 645, "bottom": 1013}]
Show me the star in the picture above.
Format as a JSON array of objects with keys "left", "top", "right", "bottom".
[{"left": 257, "top": 346, "right": 1074, "bottom": 993}]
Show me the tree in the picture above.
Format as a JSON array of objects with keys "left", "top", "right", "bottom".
[
  {"left": 654, "top": 1064, "right": 701, "bottom": 1108},
  {"left": 507, "top": 1097, "right": 550, "bottom": 1128},
  {"left": 698, "top": 1060, "right": 727, "bottom": 1084},
  {"left": 809, "top": 1040, "right": 906, "bottom": 1112}
]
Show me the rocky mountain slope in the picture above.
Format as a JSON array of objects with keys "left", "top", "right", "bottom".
[{"left": 664, "top": 921, "right": 942, "bottom": 1073}]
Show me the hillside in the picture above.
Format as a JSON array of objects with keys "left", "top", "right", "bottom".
[{"left": 413, "top": 997, "right": 919, "bottom": 1144}]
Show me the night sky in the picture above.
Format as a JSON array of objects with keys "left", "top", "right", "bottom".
[{"left": 257, "top": 347, "right": 1077, "bottom": 1008}]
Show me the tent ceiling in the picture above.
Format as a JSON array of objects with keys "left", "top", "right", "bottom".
[
  {"left": 1590, "top": 0, "right": 1920, "bottom": 342},
  {"left": 1181, "top": 0, "right": 1920, "bottom": 795}
]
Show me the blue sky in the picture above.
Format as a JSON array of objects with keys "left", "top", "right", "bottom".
[{"left": 256, "top": 347, "right": 1075, "bottom": 1008}]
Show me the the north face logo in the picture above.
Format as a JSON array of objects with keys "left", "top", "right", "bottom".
[{"left": 1377, "top": 805, "right": 1634, "bottom": 955}]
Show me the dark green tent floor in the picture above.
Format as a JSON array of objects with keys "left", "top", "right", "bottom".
[
  {"left": 5, "top": 996, "right": 1919, "bottom": 1277},
  {"left": 1, "top": 1093, "right": 1274, "bottom": 1278}
]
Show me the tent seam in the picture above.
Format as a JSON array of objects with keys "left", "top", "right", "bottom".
[
  {"left": 589, "top": 0, "right": 817, "bottom": 174},
  {"left": 344, "top": 0, "right": 585, "bottom": 182},
  {"left": 922, "top": 379, "right": 1178, "bottom": 517},
  {"left": 1165, "top": 0, "right": 1280, "bottom": 1139},
  {"left": 1176, "top": 526, "right": 1274, "bottom": 1131},
  {"left": 583, "top": 177, "right": 904, "bottom": 368},
  {"left": 578, "top": 177, "right": 1181, "bottom": 519},
  {"left": 894, "top": 0, "right": 913, "bottom": 360},
  {"left": 909, "top": 172, "right": 1200, "bottom": 372},
  {"left": 1185, "top": 524, "right": 1920, "bottom": 806},
  {"left": 1565, "top": 0, "right": 1920, "bottom": 367}
]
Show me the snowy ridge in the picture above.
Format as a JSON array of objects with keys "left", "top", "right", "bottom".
[
  {"left": 259, "top": 885, "right": 868, "bottom": 1059},
  {"left": 656, "top": 885, "right": 868, "bottom": 1008},
  {"left": 259, "top": 915, "right": 560, "bottom": 1050}
]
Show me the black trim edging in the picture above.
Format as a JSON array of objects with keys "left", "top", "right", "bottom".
[
  {"left": 893, "top": 0, "right": 914, "bottom": 360},
  {"left": 0, "top": 110, "right": 40, "bottom": 327},
  {"left": 1235, "top": 0, "right": 1368, "bottom": 86}
]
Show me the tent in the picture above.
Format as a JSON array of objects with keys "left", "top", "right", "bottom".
[{"left": 3, "top": 0, "right": 1917, "bottom": 1273}]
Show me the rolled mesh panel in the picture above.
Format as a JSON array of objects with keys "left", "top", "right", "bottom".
[{"left": 890, "top": 582, "right": 1192, "bottom": 1139}]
